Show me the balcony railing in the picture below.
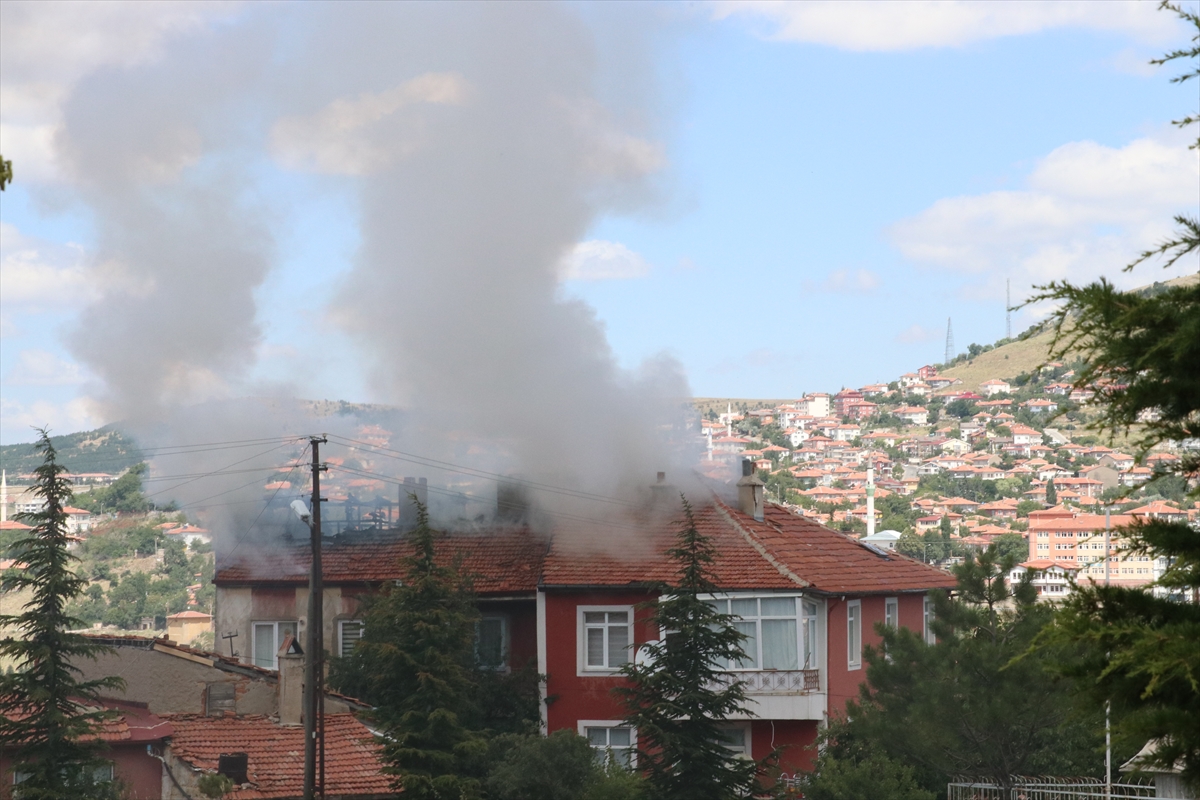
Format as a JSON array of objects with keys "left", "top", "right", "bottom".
[{"left": 713, "top": 669, "right": 820, "bottom": 693}]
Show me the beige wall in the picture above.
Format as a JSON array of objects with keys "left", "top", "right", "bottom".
[{"left": 215, "top": 584, "right": 368, "bottom": 666}]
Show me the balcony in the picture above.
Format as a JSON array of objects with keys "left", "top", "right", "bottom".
[{"left": 714, "top": 669, "right": 821, "bottom": 694}]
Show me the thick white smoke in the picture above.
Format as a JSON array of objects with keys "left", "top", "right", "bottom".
[{"left": 43, "top": 3, "right": 697, "bottom": 528}]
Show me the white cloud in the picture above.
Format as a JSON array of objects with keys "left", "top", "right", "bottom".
[
  {"left": 559, "top": 240, "right": 651, "bottom": 281},
  {"left": 270, "top": 73, "right": 470, "bottom": 176},
  {"left": 896, "top": 323, "right": 942, "bottom": 344},
  {"left": 0, "top": 396, "right": 103, "bottom": 442},
  {"left": 4, "top": 349, "right": 88, "bottom": 386},
  {"left": 0, "top": 0, "right": 243, "bottom": 182},
  {"left": 712, "top": 0, "right": 1180, "bottom": 52},
  {"left": 889, "top": 130, "right": 1200, "bottom": 306},
  {"left": 0, "top": 222, "right": 93, "bottom": 311},
  {"left": 810, "top": 268, "right": 879, "bottom": 293}
]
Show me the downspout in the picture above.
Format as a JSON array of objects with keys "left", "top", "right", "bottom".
[{"left": 147, "top": 746, "right": 196, "bottom": 800}]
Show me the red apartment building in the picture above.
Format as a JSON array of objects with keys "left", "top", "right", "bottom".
[{"left": 212, "top": 470, "right": 955, "bottom": 776}]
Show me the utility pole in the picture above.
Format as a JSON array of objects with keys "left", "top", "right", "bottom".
[{"left": 304, "top": 435, "right": 327, "bottom": 800}]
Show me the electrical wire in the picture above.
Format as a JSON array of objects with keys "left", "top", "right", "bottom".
[{"left": 324, "top": 434, "right": 640, "bottom": 509}]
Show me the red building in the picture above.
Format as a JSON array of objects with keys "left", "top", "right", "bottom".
[{"left": 213, "top": 476, "right": 954, "bottom": 778}]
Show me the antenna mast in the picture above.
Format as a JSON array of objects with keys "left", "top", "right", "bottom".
[
  {"left": 944, "top": 317, "right": 954, "bottom": 365},
  {"left": 1006, "top": 279, "right": 1012, "bottom": 340}
]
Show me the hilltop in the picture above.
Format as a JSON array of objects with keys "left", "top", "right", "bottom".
[{"left": 0, "top": 425, "right": 143, "bottom": 480}]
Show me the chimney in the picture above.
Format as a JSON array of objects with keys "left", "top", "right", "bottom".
[
  {"left": 399, "top": 477, "right": 428, "bottom": 529},
  {"left": 737, "top": 459, "right": 765, "bottom": 522},
  {"left": 496, "top": 480, "right": 529, "bottom": 524},
  {"left": 276, "top": 634, "right": 304, "bottom": 726},
  {"left": 649, "top": 471, "right": 673, "bottom": 508}
]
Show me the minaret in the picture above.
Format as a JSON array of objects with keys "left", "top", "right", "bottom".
[
  {"left": 706, "top": 429, "right": 713, "bottom": 461},
  {"left": 1, "top": 469, "right": 7, "bottom": 522},
  {"left": 866, "top": 467, "right": 875, "bottom": 538},
  {"left": 726, "top": 403, "right": 732, "bottom": 437}
]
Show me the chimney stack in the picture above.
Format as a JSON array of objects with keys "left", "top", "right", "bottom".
[
  {"left": 399, "top": 477, "right": 428, "bottom": 529},
  {"left": 649, "top": 471, "right": 673, "bottom": 508},
  {"left": 276, "top": 634, "right": 304, "bottom": 726},
  {"left": 737, "top": 459, "right": 765, "bottom": 522}
]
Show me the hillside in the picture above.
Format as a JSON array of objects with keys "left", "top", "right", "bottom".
[
  {"left": 0, "top": 425, "right": 143, "bottom": 480},
  {"left": 940, "top": 273, "right": 1199, "bottom": 393},
  {"left": 939, "top": 327, "right": 1058, "bottom": 393}
]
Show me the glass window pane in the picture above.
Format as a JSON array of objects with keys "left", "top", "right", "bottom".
[
  {"left": 615, "top": 748, "right": 634, "bottom": 768},
  {"left": 586, "top": 727, "right": 608, "bottom": 747},
  {"left": 762, "top": 619, "right": 799, "bottom": 670},
  {"left": 608, "top": 727, "right": 631, "bottom": 747},
  {"left": 735, "top": 621, "right": 757, "bottom": 669},
  {"left": 253, "top": 623, "right": 274, "bottom": 669},
  {"left": 608, "top": 623, "right": 630, "bottom": 666},
  {"left": 477, "top": 618, "right": 504, "bottom": 667},
  {"left": 731, "top": 598, "right": 757, "bottom": 618},
  {"left": 587, "top": 627, "right": 605, "bottom": 667},
  {"left": 707, "top": 599, "right": 728, "bottom": 613},
  {"left": 584, "top": 612, "right": 605, "bottom": 624},
  {"left": 718, "top": 728, "right": 746, "bottom": 752},
  {"left": 760, "top": 597, "right": 795, "bottom": 617},
  {"left": 607, "top": 612, "right": 628, "bottom": 624}
]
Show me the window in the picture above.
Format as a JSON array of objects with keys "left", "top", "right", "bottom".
[
  {"left": 338, "top": 620, "right": 364, "bottom": 658},
  {"left": 581, "top": 608, "right": 631, "bottom": 671},
  {"left": 884, "top": 597, "right": 899, "bottom": 629},
  {"left": 709, "top": 596, "right": 803, "bottom": 670},
  {"left": 583, "top": 723, "right": 636, "bottom": 768},
  {"left": 846, "top": 600, "right": 862, "bottom": 669},
  {"left": 923, "top": 597, "right": 936, "bottom": 644},
  {"left": 801, "top": 599, "right": 819, "bottom": 669},
  {"left": 252, "top": 620, "right": 298, "bottom": 669},
  {"left": 717, "top": 723, "right": 752, "bottom": 758},
  {"left": 476, "top": 616, "right": 508, "bottom": 670},
  {"left": 206, "top": 682, "right": 236, "bottom": 716}
]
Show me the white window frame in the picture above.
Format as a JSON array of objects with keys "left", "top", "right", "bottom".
[
  {"left": 884, "top": 597, "right": 899, "bottom": 629},
  {"left": 251, "top": 620, "right": 298, "bottom": 670},
  {"left": 923, "top": 596, "right": 936, "bottom": 644},
  {"left": 578, "top": 606, "right": 634, "bottom": 675},
  {"left": 716, "top": 721, "right": 753, "bottom": 759},
  {"left": 846, "top": 600, "right": 862, "bottom": 670},
  {"left": 476, "top": 614, "right": 510, "bottom": 671},
  {"left": 579, "top": 720, "right": 637, "bottom": 768},
  {"left": 337, "top": 619, "right": 364, "bottom": 658},
  {"left": 705, "top": 593, "right": 807, "bottom": 672}
]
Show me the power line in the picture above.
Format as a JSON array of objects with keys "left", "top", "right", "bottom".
[{"left": 324, "top": 434, "right": 639, "bottom": 509}]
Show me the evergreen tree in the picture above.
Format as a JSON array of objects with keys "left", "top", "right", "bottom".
[
  {"left": 1045, "top": 478, "right": 1057, "bottom": 506},
  {"left": 1025, "top": 4, "right": 1200, "bottom": 786},
  {"left": 330, "top": 501, "right": 486, "bottom": 799},
  {"left": 844, "top": 546, "right": 1104, "bottom": 793},
  {"left": 616, "top": 497, "right": 759, "bottom": 800},
  {"left": 0, "top": 430, "right": 124, "bottom": 799}
]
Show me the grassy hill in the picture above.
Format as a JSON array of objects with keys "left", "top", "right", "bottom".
[
  {"left": 940, "top": 273, "right": 1199, "bottom": 393},
  {"left": 0, "top": 425, "right": 143, "bottom": 481}
]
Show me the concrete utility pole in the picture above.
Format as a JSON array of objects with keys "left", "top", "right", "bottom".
[{"left": 304, "top": 435, "right": 327, "bottom": 800}]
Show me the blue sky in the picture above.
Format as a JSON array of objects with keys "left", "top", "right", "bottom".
[{"left": 1, "top": 0, "right": 1197, "bottom": 445}]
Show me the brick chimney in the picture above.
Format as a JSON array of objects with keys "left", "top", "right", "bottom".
[
  {"left": 737, "top": 459, "right": 765, "bottom": 522},
  {"left": 276, "top": 634, "right": 304, "bottom": 726}
]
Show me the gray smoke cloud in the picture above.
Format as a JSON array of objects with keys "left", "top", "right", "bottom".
[{"left": 52, "top": 2, "right": 698, "bottom": 530}]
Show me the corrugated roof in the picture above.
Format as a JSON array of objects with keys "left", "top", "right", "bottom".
[{"left": 167, "top": 713, "right": 394, "bottom": 799}]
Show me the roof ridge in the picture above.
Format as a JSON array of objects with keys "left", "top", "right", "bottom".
[{"left": 713, "top": 500, "right": 810, "bottom": 589}]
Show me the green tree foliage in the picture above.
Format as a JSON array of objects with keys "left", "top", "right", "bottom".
[
  {"left": 1045, "top": 478, "right": 1057, "bottom": 506},
  {"left": 793, "top": 725, "right": 934, "bottom": 800},
  {"left": 0, "top": 430, "right": 125, "bottom": 799},
  {"left": 485, "top": 730, "right": 645, "bottom": 800},
  {"left": 0, "top": 153, "right": 11, "bottom": 190},
  {"left": 73, "top": 463, "right": 151, "bottom": 514},
  {"left": 329, "top": 502, "right": 487, "bottom": 799},
  {"left": 845, "top": 546, "right": 1104, "bottom": 792},
  {"left": 616, "top": 497, "right": 760, "bottom": 800},
  {"left": 1023, "top": 4, "right": 1200, "bottom": 786},
  {"left": 992, "top": 533, "right": 1029, "bottom": 564}
]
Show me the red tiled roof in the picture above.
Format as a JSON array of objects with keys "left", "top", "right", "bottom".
[
  {"left": 167, "top": 713, "right": 394, "bottom": 799},
  {"left": 216, "top": 530, "right": 548, "bottom": 595},
  {"left": 542, "top": 499, "right": 955, "bottom": 595}
]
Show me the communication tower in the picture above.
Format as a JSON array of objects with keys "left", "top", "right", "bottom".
[{"left": 944, "top": 317, "right": 954, "bottom": 365}]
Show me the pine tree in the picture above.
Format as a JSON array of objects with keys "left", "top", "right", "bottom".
[
  {"left": 331, "top": 501, "right": 487, "bottom": 800},
  {"left": 1045, "top": 478, "right": 1056, "bottom": 506},
  {"left": 0, "top": 429, "right": 124, "bottom": 799},
  {"left": 616, "top": 497, "right": 759, "bottom": 800}
]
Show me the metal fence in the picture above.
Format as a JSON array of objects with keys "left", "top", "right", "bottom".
[{"left": 947, "top": 776, "right": 1157, "bottom": 800}]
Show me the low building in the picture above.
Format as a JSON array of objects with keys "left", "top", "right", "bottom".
[{"left": 166, "top": 610, "right": 212, "bottom": 645}]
